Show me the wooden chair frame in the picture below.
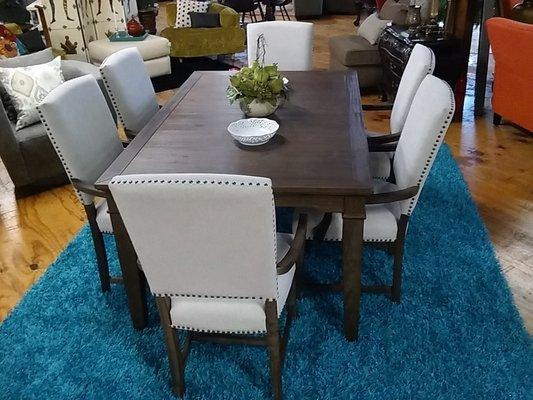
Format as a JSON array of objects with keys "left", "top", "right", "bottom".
[
  {"left": 72, "top": 179, "right": 123, "bottom": 292},
  {"left": 311, "top": 147, "right": 418, "bottom": 302},
  {"left": 155, "top": 214, "right": 307, "bottom": 400}
]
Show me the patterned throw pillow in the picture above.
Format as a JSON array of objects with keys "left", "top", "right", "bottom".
[
  {"left": 0, "top": 56, "right": 64, "bottom": 130},
  {"left": 175, "top": 0, "right": 209, "bottom": 28}
]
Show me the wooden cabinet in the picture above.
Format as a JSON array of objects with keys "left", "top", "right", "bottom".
[{"left": 378, "top": 25, "right": 465, "bottom": 105}]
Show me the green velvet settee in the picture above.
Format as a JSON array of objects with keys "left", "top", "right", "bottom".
[{"left": 160, "top": 3, "right": 245, "bottom": 58}]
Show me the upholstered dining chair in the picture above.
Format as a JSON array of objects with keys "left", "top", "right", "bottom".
[
  {"left": 365, "top": 44, "right": 435, "bottom": 179},
  {"left": 300, "top": 75, "right": 455, "bottom": 302},
  {"left": 37, "top": 75, "right": 124, "bottom": 292},
  {"left": 109, "top": 173, "right": 307, "bottom": 400},
  {"left": 247, "top": 21, "right": 314, "bottom": 70},
  {"left": 100, "top": 47, "right": 160, "bottom": 139}
]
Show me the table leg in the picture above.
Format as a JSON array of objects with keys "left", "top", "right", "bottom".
[
  {"left": 342, "top": 197, "right": 366, "bottom": 341},
  {"left": 107, "top": 196, "right": 148, "bottom": 330}
]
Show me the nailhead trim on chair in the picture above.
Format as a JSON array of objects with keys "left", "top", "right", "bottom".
[
  {"left": 112, "top": 176, "right": 280, "bottom": 301},
  {"left": 100, "top": 67, "right": 129, "bottom": 132},
  {"left": 156, "top": 293, "right": 267, "bottom": 300},
  {"left": 36, "top": 107, "right": 89, "bottom": 206},
  {"left": 306, "top": 236, "right": 394, "bottom": 243},
  {"left": 171, "top": 325, "right": 267, "bottom": 334},
  {"left": 406, "top": 82, "right": 455, "bottom": 216}
]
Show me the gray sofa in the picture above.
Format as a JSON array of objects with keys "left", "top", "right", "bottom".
[
  {"left": 328, "top": 0, "right": 409, "bottom": 88},
  {"left": 329, "top": 34, "right": 382, "bottom": 88},
  {"left": 0, "top": 48, "right": 112, "bottom": 196}
]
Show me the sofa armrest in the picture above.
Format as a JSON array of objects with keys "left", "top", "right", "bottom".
[
  {"left": 166, "top": 2, "right": 177, "bottom": 27},
  {"left": 209, "top": 3, "right": 239, "bottom": 28},
  {"left": 60, "top": 60, "right": 100, "bottom": 81},
  {"left": 0, "top": 105, "right": 29, "bottom": 187}
]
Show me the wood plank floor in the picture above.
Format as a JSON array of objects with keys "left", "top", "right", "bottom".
[{"left": 0, "top": 12, "right": 531, "bottom": 333}]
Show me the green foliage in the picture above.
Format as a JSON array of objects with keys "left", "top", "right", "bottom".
[{"left": 227, "top": 61, "right": 287, "bottom": 107}]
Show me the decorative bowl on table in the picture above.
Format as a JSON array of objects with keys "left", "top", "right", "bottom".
[{"left": 227, "top": 118, "right": 279, "bottom": 146}]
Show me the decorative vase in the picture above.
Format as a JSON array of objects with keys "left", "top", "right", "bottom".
[
  {"left": 511, "top": 0, "right": 533, "bottom": 23},
  {"left": 126, "top": 17, "right": 144, "bottom": 37},
  {"left": 239, "top": 98, "right": 281, "bottom": 118}
]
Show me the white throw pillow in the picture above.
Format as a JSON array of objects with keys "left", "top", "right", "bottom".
[
  {"left": 175, "top": 0, "right": 209, "bottom": 28},
  {"left": 0, "top": 56, "right": 64, "bottom": 130},
  {"left": 358, "top": 12, "right": 391, "bottom": 45}
]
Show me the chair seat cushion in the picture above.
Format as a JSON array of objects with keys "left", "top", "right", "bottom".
[
  {"left": 329, "top": 34, "right": 381, "bottom": 67},
  {"left": 87, "top": 35, "right": 171, "bottom": 64},
  {"left": 95, "top": 200, "right": 113, "bottom": 234},
  {"left": 296, "top": 181, "right": 400, "bottom": 242},
  {"left": 169, "top": 233, "right": 295, "bottom": 334}
]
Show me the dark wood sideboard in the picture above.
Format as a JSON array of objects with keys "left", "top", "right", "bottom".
[{"left": 378, "top": 25, "right": 466, "bottom": 116}]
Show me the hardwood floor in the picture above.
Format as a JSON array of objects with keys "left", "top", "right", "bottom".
[{"left": 0, "top": 12, "right": 531, "bottom": 333}]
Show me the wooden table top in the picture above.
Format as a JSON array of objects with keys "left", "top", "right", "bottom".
[{"left": 96, "top": 70, "right": 372, "bottom": 196}]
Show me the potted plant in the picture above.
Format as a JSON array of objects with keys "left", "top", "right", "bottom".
[{"left": 227, "top": 35, "right": 288, "bottom": 118}]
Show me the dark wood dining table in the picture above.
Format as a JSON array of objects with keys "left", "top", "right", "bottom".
[{"left": 95, "top": 70, "right": 372, "bottom": 341}]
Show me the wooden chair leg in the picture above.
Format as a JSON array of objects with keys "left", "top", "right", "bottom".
[
  {"left": 493, "top": 112, "right": 502, "bottom": 125},
  {"left": 295, "top": 244, "right": 305, "bottom": 300},
  {"left": 283, "top": 6, "right": 290, "bottom": 20},
  {"left": 265, "top": 300, "right": 282, "bottom": 400},
  {"left": 391, "top": 215, "right": 409, "bottom": 303},
  {"left": 257, "top": 2, "right": 265, "bottom": 20},
  {"left": 85, "top": 204, "right": 111, "bottom": 292},
  {"left": 156, "top": 297, "right": 186, "bottom": 397}
]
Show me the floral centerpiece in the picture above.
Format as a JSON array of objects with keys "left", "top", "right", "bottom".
[{"left": 227, "top": 35, "right": 288, "bottom": 117}]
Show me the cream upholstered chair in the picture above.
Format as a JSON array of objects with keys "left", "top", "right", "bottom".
[
  {"left": 366, "top": 44, "right": 435, "bottom": 179},
  {"left": 37, "top": 75, "right": 124, "bottom": 292},
  {"left": 301, "top": 75, "right": 455, "bottom": 302},
  {"left": 247, "top": 21, "right": 314, "bottom": 71},
  {"left": 100, "top": 48, "right": 160, "bottom": 139},
  {"left": 109, "top": 174, "right": 307, "bottom": 400}
]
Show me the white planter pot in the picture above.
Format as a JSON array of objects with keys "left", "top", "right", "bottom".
[{"left": 239, "top": 99, "right": 281, "bottom": 117}]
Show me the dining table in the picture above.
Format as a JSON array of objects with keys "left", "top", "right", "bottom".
[{"left": 95, "top": 70, "right": 373, "bottom": 341}]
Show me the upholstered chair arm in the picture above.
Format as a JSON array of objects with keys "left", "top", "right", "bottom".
[
  {"left": 0, "top": 105, "right": 29, "bottom": 186},
  {"left": 368, "top": 142, "right": 398, "bottom": 152},
  {"left": 71, "top": 178, "right": 109, "bottom": 198},
  {"left": 277, "top": 214, "right": 307, "bottom": 275},
  {"left": 367, "top": 132, "right": 401, "bottom": 145},
  {"left": 60, "top": 60, "right": 101, "bottom": 81},
  {"left": 166, "top": 2, "right": 177, "bottom": 27},
  {"left": 366, "top": 185, "right": 419, "bottom": 204},
  {"left": 209, "top": 3, "right": 239, "bottom": 27},
  {"left": 362, "top": 103, "right": 394, "bottom": 111}
]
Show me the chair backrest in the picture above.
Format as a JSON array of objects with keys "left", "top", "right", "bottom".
[
  {"left": 393, "top": 75, "right": 455, "bottom": 216},
  {"left": 109, "top": 174, "right": 279, "bottom": 300},
  {"left": 390, "top": 44, "right": 435, "bottom": 134},
  {"left": 247, "top": 21, "right": 314, "bottom": 71},
  {"left": 37, "top": 75, "right": 123, "bottom": 205},
  {"left": 100, "top": 48, "right": 159, "bottom": 136}
]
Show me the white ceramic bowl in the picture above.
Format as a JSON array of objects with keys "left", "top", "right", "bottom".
[{"left": 227, "top": 118, "right": 279, "bottom": 146}]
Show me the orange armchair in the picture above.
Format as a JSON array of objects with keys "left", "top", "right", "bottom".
[{"left": 486, "top": 17, "right": 533, "bottom": 132}]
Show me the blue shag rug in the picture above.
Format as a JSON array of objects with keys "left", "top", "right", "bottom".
[{"left": 1, "top": 145, "right": 531, "bottom": 399}]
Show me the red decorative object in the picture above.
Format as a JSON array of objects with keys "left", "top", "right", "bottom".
[
  {"left": 127, "top": 18, "right": 145, "bottom": 37},
  {"left": 0, "top": 24, "right": 17, "bottom": 42}
]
